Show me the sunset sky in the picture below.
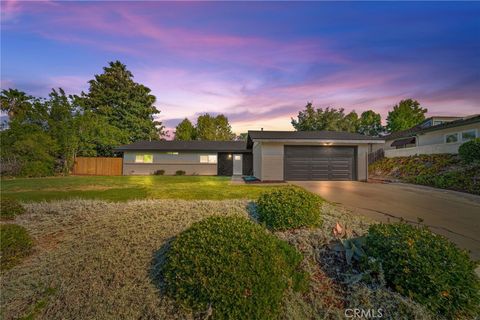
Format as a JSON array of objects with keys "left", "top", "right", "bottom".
[{"left": 2, "top": 1, "right": 479, "bottom": 135}]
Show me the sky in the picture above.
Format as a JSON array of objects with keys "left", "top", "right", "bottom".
[{"left": 1, "top": 1, "right": 480, "bottom": 136}]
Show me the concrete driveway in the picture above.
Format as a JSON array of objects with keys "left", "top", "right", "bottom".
[{"left": 293, "top": 181, "right": 480, "bottom": 259}]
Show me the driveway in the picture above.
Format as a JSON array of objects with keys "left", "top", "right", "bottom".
[{"left": 293, "top": 181, "right": 480, "bottom": 259}]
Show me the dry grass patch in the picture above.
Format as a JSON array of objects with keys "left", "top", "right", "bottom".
[{"left": 1, "top": 199, "right": 433, "bottom": 319}]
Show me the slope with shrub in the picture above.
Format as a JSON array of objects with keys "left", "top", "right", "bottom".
[{"left": 369, "top": 153, "right": 480, "bottom": 195}]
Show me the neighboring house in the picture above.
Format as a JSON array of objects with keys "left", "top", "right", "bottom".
[
  {"left": 379, "top": 115, "right": 480, "bottom": 158},
  {"left": 115, "top": 131, "right": 384, "bottom": 181}
]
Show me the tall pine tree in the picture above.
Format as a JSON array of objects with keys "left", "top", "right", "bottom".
[{"left": 76, "top": 61, "right": 164, "bottom": 152}]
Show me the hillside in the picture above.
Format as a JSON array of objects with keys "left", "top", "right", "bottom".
[{"left": 369, "top": 154, "right": 480, "bottom": 195}]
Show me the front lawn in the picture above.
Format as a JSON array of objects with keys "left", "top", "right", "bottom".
[
  {"left": 0, "top": 176, "right": 283, "bottom": 202},
  {"left": 0, "top": 199, "right": 433, "bottom": 319}
]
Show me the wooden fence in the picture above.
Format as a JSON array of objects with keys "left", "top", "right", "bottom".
[
  {"left": 73, "top": 157, "right": 123, "bottom": 176},
  {"left": 368, "top": 149, "right": 384, "bottom": 165}
]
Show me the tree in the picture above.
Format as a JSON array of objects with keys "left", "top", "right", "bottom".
[
  {"left": 358, "top": 110, "right": 384, "bottom": 136},
  {"left": 386, "top": 99, "right": 427, "bottom": 132},
  {"left": 46, "top": 88, "right": 79, "bottom": 174},
  {"left": 0, "top": 88, "right": 33, "bottom": 119},
  {"left": 0, "top": 89, "right": 57, "bottom": 177},
  {"left": 291, "top": 103, "right": 358, "bottom": 132},
  {"left": 214, "top": 114, "right": 235, "bottom": 141},
  {"left": 174, "top": 118, "right": 196, "bottom": 141},
  {"left": 76, "top": 61, "right": 165, "bottom": 153},
  {"left": 236, "top": 133, "right": 248, "bottom": 141},
  {"left": 196, "top": 113, "right": 235, "bottom": 141}
]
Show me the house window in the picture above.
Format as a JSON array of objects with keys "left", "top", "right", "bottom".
[
  {"left": 445, "top": 133, "right": 459, "bottom": 144},
  {"left": 461, "top": 130, "right": 477, "bottom": 142},
  {"left": 135, "top": 154, "right": 153, "bottom": 163},
  {"left": 234, "top": 155, "right": 241, "bottom": 160},
  {"left": 200, "top": 154, "right": 217, "bottom": 164},
  {"left": 167, "top": 152, "right": 179, "bottom": 155}
]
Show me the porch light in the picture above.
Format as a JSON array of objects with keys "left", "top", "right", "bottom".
[{"left": 228, "top": 154, "right": 232, "bottom": 159}]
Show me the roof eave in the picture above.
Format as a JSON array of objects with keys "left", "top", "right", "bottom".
[{"left": 251, "top": 138, "right": 385, "bottom": 144}]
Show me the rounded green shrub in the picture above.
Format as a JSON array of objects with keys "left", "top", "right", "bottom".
[
  {"left": 162, "top": 216, "right": 306, "bottom": 319},
  {"left": 256, "top": 187, "right": 322, "bottom": 231},
  {"left": 459, "top": 138, "right": 480, "bottom": 164},
  {"left": 1, "top": 197, "right": 26, "bottom": 220},
  {"left": 363, "top": 223, "right": 480, "bottom": 318},
  {"left": 0, "top": 224, "right": 34, "bottom": 270}
]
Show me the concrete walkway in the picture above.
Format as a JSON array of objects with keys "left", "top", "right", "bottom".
[{"left": 292, "top": 181, "right": 480, "bottom": 260}]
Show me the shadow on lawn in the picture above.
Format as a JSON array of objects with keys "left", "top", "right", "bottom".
[{"left": 149, "top": 236, "right": 175, "bottom": 296}]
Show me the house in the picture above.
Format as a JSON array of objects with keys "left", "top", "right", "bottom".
[
  {"left": 380, "top": 115, "right": 480, "bottom": 158},
  {"left": 115, "top": 131, "right": 385, "bottom": 181}
]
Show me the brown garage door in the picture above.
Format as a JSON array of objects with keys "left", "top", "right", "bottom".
[{"left": 284, "top": 146, "right": 356, "bottom": 181}]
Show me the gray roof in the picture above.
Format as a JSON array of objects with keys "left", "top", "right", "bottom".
[
  {"left": 115, "top": 140, "right": 249, "bottom": 152},
  {"left": 247, "top": 130, "right": 383, "bottom": 148},
  {"left": 247, "top": 130, "right": 383, "bottom": 141}
]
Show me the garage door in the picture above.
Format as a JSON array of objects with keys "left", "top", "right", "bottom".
[{"left": 284, "top": 146, "right": 356, "bottom": 181}]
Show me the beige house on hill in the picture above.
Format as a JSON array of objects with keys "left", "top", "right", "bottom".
[{"left": 379, "top": 115, "right": 480, "bottom": 157}]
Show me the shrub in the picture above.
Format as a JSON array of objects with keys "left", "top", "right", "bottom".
[
  {"left": 363, "top": 223, "right": 480, "bottom": 318},
  {"left": 154, "top": 169, "right": 165, "bottom": 175},
  {"left": 256, "top": 187, "right": 322, "bottom": 231},
  {"left": 0, "top": 224, "right": 34, "bottom": 270},
  {"left": 459, "top": 138, "right": 480, "bottom": 164},
  {"left": 1, "top": 197, "right": 26, "bottom": 220},
  {"left": 162, "top": 216, "right": 306, "bottom": 319},
  {"left": 174, "top": 170, "right": 186, "bottom": 176}
]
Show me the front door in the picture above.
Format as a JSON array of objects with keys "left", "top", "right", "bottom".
[{"left": 233, "top": 154, "right": 243, "bottom": 175}]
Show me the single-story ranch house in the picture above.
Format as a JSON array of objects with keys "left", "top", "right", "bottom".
[
  {"left": 377, "top": 115, "right": 479, "bottom": 158},
  {"left": 115, "top": 131, "right": 384, "bottom": 181}
]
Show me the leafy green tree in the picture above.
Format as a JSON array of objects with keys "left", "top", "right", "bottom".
[
  {"left": 76, "top": 61, "right": 164, "bottom": 152},
  {"left": 214, "top": 114, "right": 235, "bottom": 141},
  {"left": 174, "top": 118, "right": 196, "bottom": 141},
  {"left": 236, "top": 133, "right": 248, "bottom": 141},
  {"left": 196, "top": 114, "right": 217, "bottom": 140},
  {"left": 291, "top": 103, "right": 358, "bottom": 132},
  {"left": 1, "top": 90, "right": 57, "bottom": 177},
  {"left": 196, "top": 113, "right": 235, "bottom": 141},
  {"left": 46, "top": 88, "right": 80, "bottom": 174},
  {"left": 386, "top": 99, "right": 427, "bottom": 132},
  {"left": 0, "top": 88, "right": 33, "bottom": 120},
  {"left": 358, "top": 110, "right": 384, "bottom": 136},
  {"left": 341, "top": 110, "right": 359, "bottom": 133}
]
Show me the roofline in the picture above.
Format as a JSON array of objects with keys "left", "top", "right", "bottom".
[
  {"left": 251, "top": 139, "right": 385, "bottom": 144},
  {"left": 418, "top": 116, "right": 480, "bottom": 134},
  {"left": 114, "top": 148, "right": 251, "bottom": 153}
]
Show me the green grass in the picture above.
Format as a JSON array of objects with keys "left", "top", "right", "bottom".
[{"left": 1, "top": 176, "right": 283, "bottom": 202}]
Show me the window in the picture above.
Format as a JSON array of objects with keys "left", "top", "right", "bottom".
[
  {"left": 135, "top": 154, "right": 153, "bottom": 163},
  {"left": 461, "top": 130, "right": 477, "bottom": 142},
  {"left": 234, "top": 155, "right": 241, "bottom": 160},
  {"left": 445, "top": 133, "right": 459, "bottom": 144},
  {"left": 167, "top": 152, "right": 178, "bottom": 155},
  {"left": 200, "top": 154, "right": 217, "bottom": 164}
]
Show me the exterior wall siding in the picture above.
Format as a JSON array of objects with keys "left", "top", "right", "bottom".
[
  {"left": 123, "top": 151, "right": 218, "bottom": 175},
  {"left": 255, "top": 141, "right": 370, "bottom": 181},
  {"left": 384, "top": 142, "right": 463, "bottom": 158},
  {"left": 123, "top": 163, "right": 217, "bottom": 175},
  {"left": 252, "top": 142, "right": 262, "bottom": 180},
  {"left": 417, "top": 123, "right": 479, "bottom": 146},
  {"left": 260, "top": 142, "right": 284, "bottom": 181}
]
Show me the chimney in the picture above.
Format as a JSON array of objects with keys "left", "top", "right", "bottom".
[{"left": 261, "top": 128, "right": 263, "bottom": 131}]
